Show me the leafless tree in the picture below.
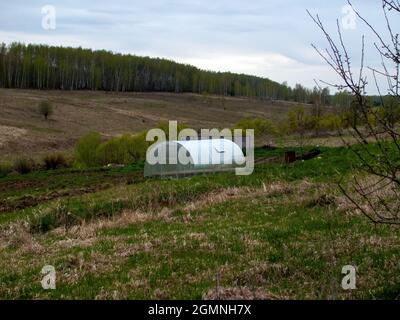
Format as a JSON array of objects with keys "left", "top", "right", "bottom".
[{"left": 308, "top": 0, "right": 400, "bottom": 224}]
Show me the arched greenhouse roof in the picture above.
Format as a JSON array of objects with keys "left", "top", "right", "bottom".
[
  {"left": 175, "top": 139, "right": 245, "bottom": 165},
  {"left": 144, "top": 139, "right": 246, "bottom": 177}
]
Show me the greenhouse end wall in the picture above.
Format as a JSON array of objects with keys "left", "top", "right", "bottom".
[{"left": 144, "top": 139, "right": 246, "bottom": 177}]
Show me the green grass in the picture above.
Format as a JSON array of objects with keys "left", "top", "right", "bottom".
[
  {"left": 0, "top": 145, "right": 361, "bottom": 227},
  {"left": 0, "top": 145, "right": 399, "bottom": 299}
]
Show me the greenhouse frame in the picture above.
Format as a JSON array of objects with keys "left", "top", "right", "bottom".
[{"left": 144, "top": 139, "right": 246, "bottom": 177}]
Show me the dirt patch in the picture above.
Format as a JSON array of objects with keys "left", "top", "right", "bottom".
[
  {"left": 0, "top": 89, "right": 322, "bottom": 159},
  {"left": 0, "top": 125, "right": 27, "bottom": 147},
  {"left": 108, "top": 107, "right": 168, "bottom": 122},
  {"left": 0, "top": 171, "right": 143, "bottom": 213},
  {"left": 0, "top": 186, "right": 102, "bottom": 213},
  {"left": 0, "top": 178, "right": 47, "bottom": 193}
]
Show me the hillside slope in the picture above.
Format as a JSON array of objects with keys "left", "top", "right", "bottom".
[{"left": 0, "top": 89, "right": 312, "bottom": 159}]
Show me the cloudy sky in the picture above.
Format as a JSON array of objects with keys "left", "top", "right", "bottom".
[{"left": 0, "top": 0, "right": 398, "bottom": 93}]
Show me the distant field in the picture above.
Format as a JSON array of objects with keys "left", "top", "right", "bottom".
[{"left": 0, "top": 89, "right": 315, "bottom": 160}]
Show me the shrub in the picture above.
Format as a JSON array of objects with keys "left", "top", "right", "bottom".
[
  {"left": 234, "top": 117, "right": 277, "bottom": 145},
  {"left": 38, "top": 101, "right": 53, "bottom": 120},
  {"left": 96, "top": 132, "right": 148, "bottom": 165},
  {"left": 287, "top": 106, "right": 311, "bottom": 154},
  {"left": 0, "top": 162, "right": 12, "bottom": 178},
  {"left": 318, "top": 114, "right": 343, "bottom": 131},
  {"left": 74, "top": 131, "right": 149, "bottom": 168},
  {"left": 382, "top": 96, "right": 400, "bottom": 127},
  {"left": 96, "top": 135, "right": 131, "bottom": 165},
  {"left": 74, "top": 132, "right": 102, "bottom": 167},
  {"left": 127, "top": 132, "right": 148, "bottom": 162},
  {"left": 43, "top": 153, "right": 69, "bottom": 170},
  {"left": 13, "top": 157, "right": 34, "bottom": 174}
]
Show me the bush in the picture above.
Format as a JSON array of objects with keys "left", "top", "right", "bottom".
[
  {"left": 96, "top": 134, "right": 131, "bottom": 165},
  {"left": 96, "top": 132, "right": 148, "bottom": 165},
  {"left": 318, "top": 114, "right": 343, "bottom": 131},
  {"left": 74, "top": 131, "right": 148, "bottom": 168},
  {"left": 127, "top": 132, "right": 148, "bottom": 162},
  {"left": 0, "top": 162, "right": 12, "bottom": 178},
  {"left": 74, "top": 132, "right": 102, "bottom": 167},
  {"left": 38, "top": 101, "right": 53, "bottom": 120},
  {"left": 13, "top": 157, "right": 34, "bottom": 174},
  {"left": 43, "top": 153, "right": 69, "bottom": 170},
  {"left": 234, "top": 117, "right": 277, "bottom": 145}
]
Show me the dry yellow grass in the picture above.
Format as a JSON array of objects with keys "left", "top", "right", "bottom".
[
  {"left": 0, "top": 89, "right": 316, "bottom": 159},
  {"left": 0, "top": 125, "right": 27, "bottom": 147}
]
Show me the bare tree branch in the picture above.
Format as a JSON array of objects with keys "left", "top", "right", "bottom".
[{"left": 309, "top": 1, "right": 400, "bottom": 224}]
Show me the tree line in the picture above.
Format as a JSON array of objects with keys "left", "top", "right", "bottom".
[{"left": 1, "top": 42, "right": 327, "bottom": 102}]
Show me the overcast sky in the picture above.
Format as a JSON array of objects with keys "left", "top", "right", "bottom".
[{"left": 0, "top": 0, "right": 398, "bottom": 93}]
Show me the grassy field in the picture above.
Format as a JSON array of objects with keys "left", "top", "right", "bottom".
[
  {"left": 0, "top": 89, "right": 398, "bottom": 300},
  {"left": 1, "top": 145, "right": 399, "bottom": 299},
  {"left": 0, "top": 89, "right": 317, "bottom": 160}
]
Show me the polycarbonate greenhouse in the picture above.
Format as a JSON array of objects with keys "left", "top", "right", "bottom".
[{"left": 144, "top": 139, "right": 246, "bottom": 177}]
